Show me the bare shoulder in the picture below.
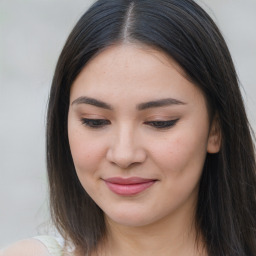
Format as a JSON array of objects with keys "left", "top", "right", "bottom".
[{"left": 0, "top": 238, "right": 50, "bottom": 256}]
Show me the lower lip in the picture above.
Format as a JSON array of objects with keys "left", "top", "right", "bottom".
[{"left": 104, "top": 181, "right": 156, "bottom": 196}]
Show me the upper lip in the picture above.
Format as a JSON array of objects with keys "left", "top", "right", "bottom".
[{"left": 104, "top": 177, "right": 157, "bottom": 185}]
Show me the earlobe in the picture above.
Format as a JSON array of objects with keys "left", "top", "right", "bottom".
[{"left": 207, "top": 115, "right": 221, "bottom": 153}]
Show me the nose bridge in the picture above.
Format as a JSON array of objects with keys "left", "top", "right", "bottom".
[
  {"left": 116, "top": 123, "right": 134, "bottom": 149},
  {"left": 106, "top": 122, "right": 146, "bottom": 168}
]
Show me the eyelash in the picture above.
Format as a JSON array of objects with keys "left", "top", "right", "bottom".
[
  {"left": 80, "top": 118, "right": 179, "bottom": 129},
  {"left": 144, "top": 119, "right": 179, "bottom": 129},
  {"left": 81, "top": 118, "right": 111, "bottom": 128}
]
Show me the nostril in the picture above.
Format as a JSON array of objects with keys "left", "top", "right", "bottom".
[{"left": 106, "top": 146, "right": 147, "bottom": 169}]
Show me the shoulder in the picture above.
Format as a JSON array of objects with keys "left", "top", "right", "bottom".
[{"left": 0, "top": 238, "right": 51, "bottom": 256}]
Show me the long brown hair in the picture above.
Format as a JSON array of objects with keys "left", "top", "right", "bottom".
[{"left": 47, "top": 0, "right": 256, "bottom": 255}]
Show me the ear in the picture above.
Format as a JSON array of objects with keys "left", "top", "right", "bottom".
[{"left": 207, "top": 114, "right": 221, "bottom": 153}]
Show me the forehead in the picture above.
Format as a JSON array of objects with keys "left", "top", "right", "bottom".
[
  {"left": 83, "top": 43, "right": 185, "bottom": 78},
  {"left": 70, "top": 43, "right": 205, "bottom": 108}
]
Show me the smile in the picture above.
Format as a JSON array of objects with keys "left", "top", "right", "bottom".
[{"left": 103, "top": 177, "right": 157, "bottom": 196}]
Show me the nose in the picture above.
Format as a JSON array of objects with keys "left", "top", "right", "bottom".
[{"left": 106, "top": 125, "right": 147, "bottom": 169}]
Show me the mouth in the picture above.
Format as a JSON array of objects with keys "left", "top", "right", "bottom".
[{"left": 103, "top": 177, "right": 157, "bottom": 196}]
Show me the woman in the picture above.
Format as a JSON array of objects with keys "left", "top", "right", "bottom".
[{"left": 2, "top": 0, "right": 256, "bottom": 255}]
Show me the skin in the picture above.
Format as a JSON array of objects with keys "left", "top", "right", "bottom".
[
  {"left": 1, "top": 44, "right": 221, "bottom": 256},
  {"left": 67, "top": 44, "right": 220, "bottom": 256},
  {"left": 0, "top": 239, "right": 50, "bottom": 256}
]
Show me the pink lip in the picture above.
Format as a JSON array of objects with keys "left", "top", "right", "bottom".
[{"left": 104, "top": 177, "right": 157, "bottom": 196}]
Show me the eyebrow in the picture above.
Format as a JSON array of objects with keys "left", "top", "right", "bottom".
[
  {"left": 71, "top": 96, "right": 186, "bottom": 110},
  {"left": 71, "top": 96, "right": 113, "bottom": 110},
  {"left": 137, "top": 98, "right": 186, "bottom": 110}
]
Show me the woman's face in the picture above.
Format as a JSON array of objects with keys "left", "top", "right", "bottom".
[{"left": 68, "top": 44, "right": 220, "bottom": 227}]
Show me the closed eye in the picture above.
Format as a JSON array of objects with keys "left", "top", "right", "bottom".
[
  {"left": 80, "top": 118, "right": 179, "bottom": 129},
  {"left": 144, "top": 119, "right": 179, "bottom": 129},
  {"left": 81, "top": 118, "right": 111, "bottom": 128}
]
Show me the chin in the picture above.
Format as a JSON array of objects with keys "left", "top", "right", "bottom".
[
  {"left": 107, "top": 215, "right": 154, "bottom": 227},
  {"left": 104, "top": 208, "right": 161, "bottom": 228}
]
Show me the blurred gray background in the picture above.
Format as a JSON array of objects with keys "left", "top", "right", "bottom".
[{"left": 0, "top": 0, "right": 255, "bottom": 247}]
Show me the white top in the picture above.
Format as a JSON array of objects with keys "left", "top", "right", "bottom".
[{"left": 33, "top": 236, "right": 63, "bottom": 256}]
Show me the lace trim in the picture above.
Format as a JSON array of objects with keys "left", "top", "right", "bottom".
[{"left": 33, "top": 236, "right": 63, "bottom": 256}]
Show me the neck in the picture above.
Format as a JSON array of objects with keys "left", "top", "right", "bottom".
[{"left": 98, "top": 208, "right": 206, "bottom": 256}]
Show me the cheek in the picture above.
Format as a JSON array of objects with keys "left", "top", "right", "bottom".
[
  {"left": 149, "top": 134, "right": 207, "bottom": 211},
  {"left": 150, "top": 128, "right": 208, "bottom": 180},
  {"left": 68, "top": 126, "right": 106, "bottom": 175}
]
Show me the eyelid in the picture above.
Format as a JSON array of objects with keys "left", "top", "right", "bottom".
[
  {"left": 144, "top": 114, "right": 179, "bottom": 120},
  {"left": 79, "top": 116, "right": 179, "bottom": 130},
  {"left": 79, "top": 113, "right": 107, "bottom": 119},
  {"left": 80, "top": 118, "right": 111, "bottom": 128},
  {"left": 144, "top": 119, "right": 179, "bottom": 129}
]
